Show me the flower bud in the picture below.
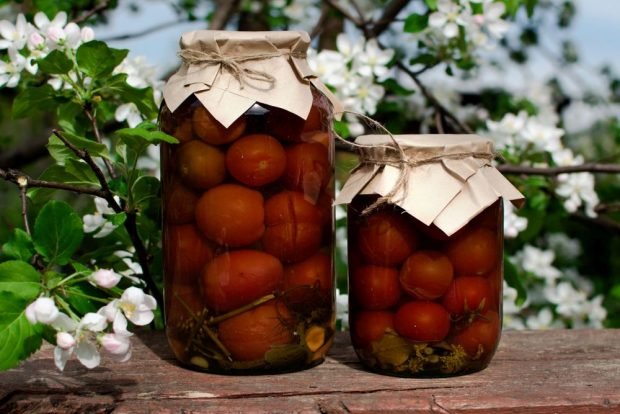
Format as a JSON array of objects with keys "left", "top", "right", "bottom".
[
  {"left": 28, "top": 32, "right": 45, "bottom": 49},
  {"left": 81, "top": 27, "right": 95, "bottom": 42},
  {"left": 91, "top": 268, "right": 122, "bottom": 289},
  {"left": 101, "top": 333, "right": 131, "bottom": 355},
  {"left": 56, "top": 332, "right": 76, "bottom": 350},
  {"left": 47, "top": 26, "right": 66, "bottom": 44},
  {"left": 25, "top": 297, "right": 60, "bottom": 325}
]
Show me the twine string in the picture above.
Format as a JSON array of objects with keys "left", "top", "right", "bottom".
[
  {"left": 334, "top": 111, "right": 495, "bottom": 215},
  {"left": 178, "top": 49, "right": 306, "bottom": 89}
]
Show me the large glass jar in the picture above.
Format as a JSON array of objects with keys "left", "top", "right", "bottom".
[
  {"left": 159, "top": 31, "right": 339, "bottom": 374},
  {"left": 336, "top": 134, "right": 524, "bottom": 377}
]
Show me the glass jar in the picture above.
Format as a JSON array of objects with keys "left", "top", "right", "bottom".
[
  {"left": 336, "top": 134, "right": 523, "bottom": 377},
  {"left": 159, "top": 31, "right": 339, "bottom": 374}
]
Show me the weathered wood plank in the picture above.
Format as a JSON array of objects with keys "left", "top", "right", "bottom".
[{"left": 1, "top": 330, "right": 619, "bottom": 413}]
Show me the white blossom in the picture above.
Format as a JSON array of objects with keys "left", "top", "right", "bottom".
[
  {"left": 520, "top": 118, "right": 564, "bottom": 153},
  {"left": 342, "top": 75, "right": 385, "bottom": 114},
  {"left": 53, "top": 312, "right": 107, "bottom": 371},
  {"left": 503, "top": 201, "right": 527, "bottom": 238},
  {"left": 99, "top": 287, "right": 156, "bottom": 336},
  {"left": 472, "top": 0, "right": 509, "bottom": 39},
  {"left": 526, "top": 307, "right": 565, "bottom": 329},
  {"left": 582, "top": 295, "right": 607, "bottom": 328},
  {"left": 307, "top": 48, "right": 348, "bottom": 88},
  {"left": 83, "top": 197, "right": 120, "bottom": 238},
  {"left": 91, "top": 268, "right": 122, "bottom": 289},
  {"left": 513, "top": 245, "right": 561, "bottom": 285},
  {"left": 555, "top": 172, "right": 599, "bottom": 217},
  {"left": 56, "top": 331, "right": 76, "bottom": 349},
  {"left": 354, "top": 38, "right": 394, "bottom": 79},
  {"left": 0, "top": 13, "right": 29, "bottom": 50},
  {"left": 428, "top": 0, "right": 470, "bottom": 38},
  {"left": 502, "top": 281, "right": 526, "bottom": 330},
  {"left": 0, "top": 47, "right": 26, "bottom": 87},
  {"left": 485, "top": 111, "right": 528, "bottom": 150},
  {"left": 115, "top": 103, "right": 143, "bottom": 128},
  {"left": 543, "top": 281, "right": 587, "bottom": 318},
  {"left": 25, "top": 297, "right": 60, "bottom": 325},
  {"left": 546, "top": 233, "right": 582, "bottom": 261},
  {"left": 100, "top": 333, "right": 132, "bottom": 362},
  {"left": 336, "top": 288, "right": 349, "bottom": 330}
]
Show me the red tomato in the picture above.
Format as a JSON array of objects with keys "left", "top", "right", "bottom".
[
  {"left": 394, "top": 301, "right": 450, "bottom": 342},
  {"left": 446, "top": 227, "right": 499, "bottom": 275},
  {"left": 442, "top": 276, "right": 492, "bottom": 317},
  {"left": 195, "top": 184, "right": 265, "bottom": 247},
  {"left": 351, "top": 265, "right": 402, "bottom": 311},
  {"left": 356, "top": 210, "right": 418, "bottom": 266},
  {"left": 451, "top": 311, "right": 500, "bottom": 357},
  {"left": 283, "top": 142, "right": 331, "bottom": 200},
  {"left": 284, "top": 252, "right": 332, "bottom": 294},
  {"left": 262, "top": 191, "right": 322, "bottom": 263},
  {"left": 225, "top": 134, "right": 286, "bottom": 187},
  {"left": 218, "top": 300, "right": 295, "bottom": 361},
  {"left": 351, "top": 311, "right": 395, "bottom": 348},
  {"left": 202, "top": 250, "right": 283, "bottom": 313},
  {"left": 165, "top": 224, "right": 213, "bottom": 284},
  {"left": 399, "top": 250, "right": 453, "bottom": 300}
]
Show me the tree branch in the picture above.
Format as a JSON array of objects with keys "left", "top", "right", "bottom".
[
  {"left": 19, "top": 183, "right": 31, "bottom": 235},
  {"left": 395, "top": 60, "right": 474, "bottom": 134},
  {"left": 84, "top": 107, "right": 116, "bottom": 179},
  {"left": 71, "top": 1, "right": 110, "bottom": 24},
  {"left": 573, "top": 212, "right": 620, "bottom": 234},
  {"left": 0, "top": 167, "right": 108, "bottom": 198},
  {"left": 209, "top": 0, "right": 241, "bottom": 30},
  {"left": 52, "top": 130, "right": 121, "bottom": 212},
  {"left": 369, "top": 0, "right": 412, "bottom": 37},
  {"left": 497, "top": 163, "right": 620, "bottom": 176},
  {"left": 323, "top": 0, "right": 363, "bottom": 26}
]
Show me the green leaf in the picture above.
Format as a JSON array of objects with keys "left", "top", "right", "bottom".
[
  {"left": 131, "top": 176, "right": 160, "bottom": 211},
  {"left": 503, "top": 257, "right": 527, "bottom": 305},
  {"left": 47, "top": 132, "right": 109, "bottom": 165},
  {"left": 37, "top": 50, "right": 73, "bottom": 75},
  {"left": 116, "top": 125, "right": 179, "bottom": 144},
  {"left": 27, "top": 165, "right": 99, "bottom": 203},
  {"left": 33, "top": 201, "right": 84, "bottom": 266},
  {"left": 65, "top": 284, "right": 105, "bottom": 315},
  {"left": 76, "top": 41, "right": 128, "bottom": 79},
  {"left": 103, "top": 75, "right": 158, "bottom": 118},
  {"left": 381, "top": 79, "right": 415, "bottom": 96},
  {"left": 65, "top": 159, "right": 99, "bottom": 186},
  {"left": 424, "top": 0, "right": 437, "bottom": 10},
  {"left": 108, "top": 212, "right": 127, "bottom": 226},
  {"left": 404, "top": 13, "right": 428, "bottom": 33},
  {"left": 12, "top": 85, "right": 57, "bottom": 119},
  {"left": 0, "top": 261, "right": 41, "bottom": 301},
  {"left": 0, "top": 291, "right": 43, "bottom": 371},
  {"left": 502, "top": 0, "right": 520, "bottom": 16},
  {"left": 2, "top": 229, "right": 35, "bottom": 262}
]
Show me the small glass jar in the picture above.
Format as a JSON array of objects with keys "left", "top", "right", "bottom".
[
  {"left": 337, "top": 134, "right": 523, "bottom": 377},
  {"left": 159, "top": 31, "right": 339, "bottom": 374}
]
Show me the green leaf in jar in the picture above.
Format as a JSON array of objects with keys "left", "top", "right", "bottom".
[
  {"left": 264, "top": 344, "right": 307, "bottom": 367},
  {"left": 371, "top": 332, "right": 412, "bottom": 367}
]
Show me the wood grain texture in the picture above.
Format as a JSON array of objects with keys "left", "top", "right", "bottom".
[{"left": 1, "top": 330, "right": 619, "bottom": 413}]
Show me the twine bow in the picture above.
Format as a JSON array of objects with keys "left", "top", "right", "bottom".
[
  {"left": 335, "top": 111, "right": 496, "bottom": 215},
  {"left": 178, "top": 49, "right": 306, "bottom": 89}
]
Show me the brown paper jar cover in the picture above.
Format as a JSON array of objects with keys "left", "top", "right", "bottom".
[
  {"left": 159, "top": 30, "right": 341, "bottom": 375},
  {"left": 338, "top": 134, "right": 524, "bottom": 377},
  {"left": 335, "top": 134, "right": 524, "bottom": 236},
  {"left": 163, "top": 30, "right": 342, "bottom": 128}
]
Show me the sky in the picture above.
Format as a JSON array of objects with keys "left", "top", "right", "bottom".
[{"left": 97, "top": 0, "right": 620, "bottom": 81}]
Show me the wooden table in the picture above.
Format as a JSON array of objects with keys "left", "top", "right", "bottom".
[{"left": 1, "top": 330, "right": 619, "bottom": 413}]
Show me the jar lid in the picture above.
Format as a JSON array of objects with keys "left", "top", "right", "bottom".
[
  {"left": 335, "top": 134, "right": 525, "bottom": 236},
  {"left": 162, "top": 30, "right": 341, "bottom": 127}
]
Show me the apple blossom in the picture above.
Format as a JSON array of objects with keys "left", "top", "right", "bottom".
[
  {"left": 91, "top": 269, "right": 123, "bottom": 289},
  {"left": 25, "top": 297, "right": 59, "bottom": 325}
]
